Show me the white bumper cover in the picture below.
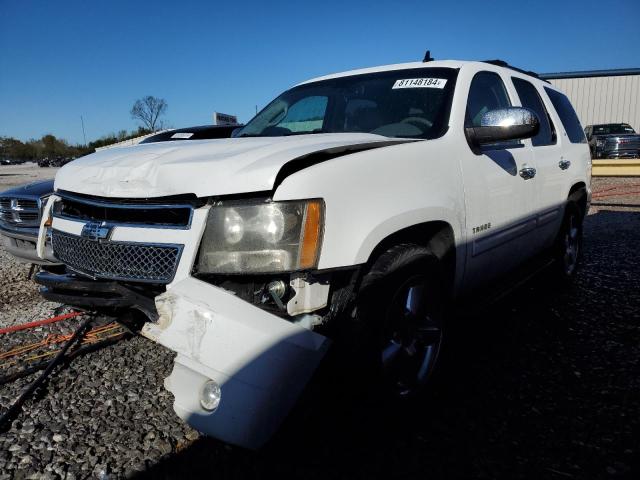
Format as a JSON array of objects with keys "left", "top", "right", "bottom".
[{"left": 142, "top": 277, "right": 330, "bottom": 449}]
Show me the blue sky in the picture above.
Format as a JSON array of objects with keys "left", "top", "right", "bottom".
[{"left": 1, "top": 0, "right": 639, "bottom": 145}]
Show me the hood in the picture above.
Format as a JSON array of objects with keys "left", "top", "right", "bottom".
[
  {"left": 54, "top": 133, "right": 397, "bottom": 198},
  {"left": 1, "top": 179, "right": 55, "bottom": 197}
]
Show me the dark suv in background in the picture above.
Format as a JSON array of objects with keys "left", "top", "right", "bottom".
[
  {"left": 139, "top": 124, "right": 242, "bottom": 143},
  {"left": 584, "top": 123, "right": 640, "bottom": 159},
  {"left": 0, "top": 180, "right": 58, "bottom": 264}
]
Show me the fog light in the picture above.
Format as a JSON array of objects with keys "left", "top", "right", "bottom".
[{"left": 200, "top": 380, "right": 221, "bottom": 411}]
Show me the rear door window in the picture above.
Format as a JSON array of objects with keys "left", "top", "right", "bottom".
[
  {"left": 544, "top": 88, "right": 586, "bottom": 144},
  {"left": 512, "top": 78, "right": 555, "bottom": 146}
]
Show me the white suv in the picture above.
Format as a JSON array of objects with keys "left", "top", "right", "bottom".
[{"left": 37, "top": 59, "right": 591, "bottom": 449}]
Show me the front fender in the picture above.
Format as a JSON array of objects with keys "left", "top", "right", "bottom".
[{"left": 273, "top": 139, "right": 467, "bottom": 270}]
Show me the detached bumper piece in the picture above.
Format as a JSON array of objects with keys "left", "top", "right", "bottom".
[
  {"left": 142, "top": 277, "right": 331, "bottom": 449},
  {"left": 34, "top": 271, "right": 158, "bottom": 320}
]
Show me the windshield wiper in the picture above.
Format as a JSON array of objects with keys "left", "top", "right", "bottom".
[
  {"left": 237, "top": 129, "right": 327, "bottom": 138},
  {"left": 282, "top": 129, "right": 326, "bottom": 136},
  {"left": 236, "top": 133, "right": 263, "bottom": 138}
]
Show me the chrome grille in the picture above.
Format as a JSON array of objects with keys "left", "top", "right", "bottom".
[
  {"left": 53, "top": 192, "right": 194, "bottom": 229},
  {"left": 51, "top": 230, "right": 182, "bottom": 283},
  {"left": 0, "top": 197, "right": 41, "bottom": 226},
  {"left": 15, "top": 199, "right": 38, "bottom": 210}
]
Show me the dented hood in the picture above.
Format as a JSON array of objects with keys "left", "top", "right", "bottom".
[{"left": 54, "top": 133, "right": 393, "bottom": 198}]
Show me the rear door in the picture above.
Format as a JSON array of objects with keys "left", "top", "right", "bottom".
[
  {"left": 543, "top": 87, "right": 590, "bottom": 214},
  {"left": 511, "top": 77, "right": 565, "bottom": 250}
]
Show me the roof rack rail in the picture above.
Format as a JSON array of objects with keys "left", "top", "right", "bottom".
[{"left": 481, "top": 59, "right": 550, "bottom": 83}]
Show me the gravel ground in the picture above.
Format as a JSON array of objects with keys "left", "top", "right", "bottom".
[
  {"left": 0, "top": 163, "right": 58, "bottom": 190},
  {"left": 0, "top": 256, "right": 198, "bottom": 478},
  {"left": 0, "top": 177, "right": 638, "bottom": 479}
]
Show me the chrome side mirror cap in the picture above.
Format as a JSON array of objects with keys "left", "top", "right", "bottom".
[{"left": 466, "top": 107, "right": 540, "bottom": 146}]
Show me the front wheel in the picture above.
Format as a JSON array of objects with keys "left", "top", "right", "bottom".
[{"left": 350, "top": 244, "right": 445, "bottom": 399}]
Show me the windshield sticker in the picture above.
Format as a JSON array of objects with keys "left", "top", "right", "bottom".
[
  {"left": 392, "top": 78, "right": 447, "bottom": 89},
  {"left": 171, "top": 132, "right": 194, "bottom": 139}
]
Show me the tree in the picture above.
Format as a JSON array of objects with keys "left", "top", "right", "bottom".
[
  {"left": 130, "top": 96, "right": 168, "bottom": 131},
  {"left": 40, "top": 134, "right": 69, "bottom": 158}
]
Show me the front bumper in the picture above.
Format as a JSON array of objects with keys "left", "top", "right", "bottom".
[
  {"left": 596, "top": 146, "right": 640, "bottom": 159},
  {"left": 142, "top": 277, "right": 330, "bottom": 449},
  {"left": 35, "top": 271, "right": 158, "bottom": 320},
  {"left": 603, "top": 150, "right": 640, "bottom": 159},
  {"left": 0, "top": 224, "right": 58, "bottom": 264}
]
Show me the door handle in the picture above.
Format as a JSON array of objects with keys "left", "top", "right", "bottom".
[
  {"left": 559, "top": 159, "right": 571, "bottom": 170},
  {"left": 519, "top": 167, "right": 536, "bottom": 180}
]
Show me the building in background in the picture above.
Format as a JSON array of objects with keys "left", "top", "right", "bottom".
[
  {"left": 541, "top": 68, "right": 640, "bottom": 131},
  {"left": 213, "top": 112, "right": 239, "bottom": 126}
]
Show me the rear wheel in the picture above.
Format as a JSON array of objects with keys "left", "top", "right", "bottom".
[{"left": 552, "top": 201, "right": 583, "bottom": 281}]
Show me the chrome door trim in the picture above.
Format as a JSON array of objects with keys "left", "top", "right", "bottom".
[{"left": 472, "top": 216, "right": 537, "bottom": 256}]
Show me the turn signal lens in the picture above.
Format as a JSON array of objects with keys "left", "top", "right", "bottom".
[{"left": 299, "top": 200, "right": 323, "bottom": 269}]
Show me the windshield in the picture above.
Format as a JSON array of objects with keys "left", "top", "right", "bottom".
[
  {"left": 593, "top": 124, "right": 636, "bottom": 135},
  {"left": 237, "top": 67, "right": 458, "bottom": 139}
]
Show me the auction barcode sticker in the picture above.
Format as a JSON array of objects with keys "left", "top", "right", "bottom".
[
  {"left": 171, "top": 132, "right": 194, "bottom": 139},
  {"left": 392, "top": 78, "right": 447, "bottom": 89}
]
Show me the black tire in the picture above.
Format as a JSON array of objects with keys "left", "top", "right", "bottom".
[
  {"left": 551, "top": 200, "right": 583, "bottom": 282},
  {"left": 344, "top": 244, "right": 445, "bottom": 401}
]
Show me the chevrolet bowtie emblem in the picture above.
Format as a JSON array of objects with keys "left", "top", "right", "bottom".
[{"left": 81, "top": 222, "right": 113, "bottom": 242}]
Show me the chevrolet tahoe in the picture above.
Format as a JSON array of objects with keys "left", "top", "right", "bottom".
[{"left": 35, "top": 58, "right": 591, "bottom": 449}]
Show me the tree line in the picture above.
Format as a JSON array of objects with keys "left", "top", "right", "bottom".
[
  {"left": 0, "top": 128, "right": 152, "bottom": 162},
  {"left": 1, "top": 95, "right": 168, "bottom": 162}
]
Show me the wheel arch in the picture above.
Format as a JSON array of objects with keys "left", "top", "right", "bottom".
[
  {"left": 567, "top": 181, "right": 588, "bottom": 217},
  {"left": 364, "top": 220, "right": 457, "bottom": 295}
]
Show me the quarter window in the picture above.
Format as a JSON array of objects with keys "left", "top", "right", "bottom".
[
  {"left": 512, "top": 78, "right": 555, "bottom": 146},
  {"left": 544, "top": 88, "right": 586, "bottom": 144}
]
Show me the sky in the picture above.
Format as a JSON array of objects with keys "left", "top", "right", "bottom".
[{"left": 1, "top": 0, "right": 639, "bottom": 145}]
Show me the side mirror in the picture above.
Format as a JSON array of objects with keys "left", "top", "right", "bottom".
[{"left": 466, "top": 107, "right": 540, "bottom": 146}]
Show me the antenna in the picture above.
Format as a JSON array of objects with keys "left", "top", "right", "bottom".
[
  {"left": 423, "top": 50, "right": 434, "bottom": 62},
  {"left": 80, "top": 115, "right": 87, "bottom": 146}
]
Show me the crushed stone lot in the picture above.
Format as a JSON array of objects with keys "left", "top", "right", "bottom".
[
  {"left": 0, "top": 178, "right": 639, "bottom": 479},
  {"left": 0, "top": 163, "right": 59, "bottom": 191}
]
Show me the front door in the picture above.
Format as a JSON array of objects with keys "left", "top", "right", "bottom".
[{"left": 460, "top": 71, "right": 538, "bottom": 291}]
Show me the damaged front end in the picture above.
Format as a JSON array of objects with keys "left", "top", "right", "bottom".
[{"left": 35, "top": 192, "right": 338, "bottom": 449}]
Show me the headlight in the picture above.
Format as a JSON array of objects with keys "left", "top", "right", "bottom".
[
  {"left": 596, "top": 139, "right": 604, "bottom": 147},
  {"left": 196, "top": 199, "right": 324, "bottom": 274}
]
